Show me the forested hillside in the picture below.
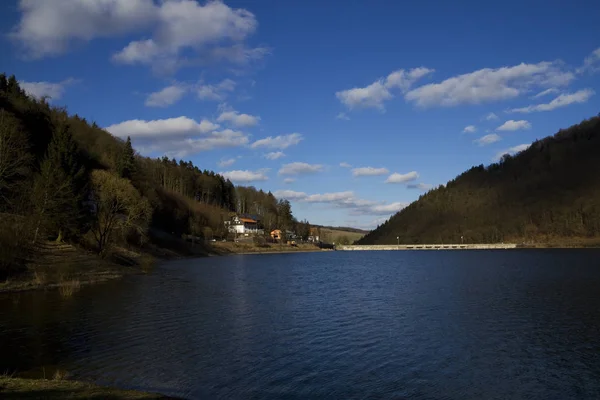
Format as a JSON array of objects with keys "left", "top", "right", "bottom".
[
  {"left": 0, "top": 74, "right": 301, "bottom": 279},
  {"left": 359, "top": 115, "right": 600, "bottom": 245}
]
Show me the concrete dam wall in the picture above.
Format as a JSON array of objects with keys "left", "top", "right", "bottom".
[{"left": 337, "top": 243, "right": 518, "bottom": 251}]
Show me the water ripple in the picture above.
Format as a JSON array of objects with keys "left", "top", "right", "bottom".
[{"left": 2, "top": 250, "right": 600, "bottom": 399}]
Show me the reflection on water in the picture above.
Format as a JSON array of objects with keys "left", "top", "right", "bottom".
[{"left": 1, "top": 250, "right": 600, "bottom": 399}]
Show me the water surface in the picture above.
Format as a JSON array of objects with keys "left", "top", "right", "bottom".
[{"left": 1, "top": 250, "right": 600, "bottom": 399}]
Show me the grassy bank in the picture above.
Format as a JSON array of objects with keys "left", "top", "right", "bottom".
[
  {"left": 0, "top": 377, "right": 178, "bottom": 399},
  {"left": 210, "top": 241, "right": 330, "bottom": 255},
  {"left": 0, "top": 229, "right": 214, "bottom": 294},
  {"left": 0, "top": 242, "right": 138, "bottom": 294},
  {"left": 0, "top": 233, "right": 332, "bottom": 294}
]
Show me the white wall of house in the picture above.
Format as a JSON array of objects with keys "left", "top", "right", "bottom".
[
  {"left": 229, "top": 224, "right": 245, "bottom": 234},
  {"left": 228, "top": 224, "right": 263, "bottom": 235}
]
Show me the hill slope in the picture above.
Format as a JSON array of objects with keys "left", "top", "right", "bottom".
[
  {"left": 358, "top": 115, "right": 600, "bottom": 246},
  {"left": 0, "top": 73, "right": 303, "bottom": 280}
]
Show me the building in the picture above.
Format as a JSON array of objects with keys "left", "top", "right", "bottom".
[
  {"left": 307, "top": 227, "right": 320, "bottom": 243},
  {"left": 225, "top": 215, "right": 263, "bottom": 235}
]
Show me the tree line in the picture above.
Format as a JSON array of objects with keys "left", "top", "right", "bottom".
[
  {"left": 0, "top": 73, "right": 307, "bottom": 279},
  {"left": 359, "top": 114, "right": 600, "bottom": 245}
]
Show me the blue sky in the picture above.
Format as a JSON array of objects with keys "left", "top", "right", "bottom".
[{"left": 1, "top": 0, "right": 600, "bottom": 229}]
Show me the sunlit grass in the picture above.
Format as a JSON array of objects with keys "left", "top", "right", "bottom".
[
  {"left": 0, "top": 376, "right": 176, "bottom": 399},
  {"left": 58, "top": 279, "right": 81, "bottom": 298},
  {"left": 138, "top": 254, "right": 156, "bottom": 274}
]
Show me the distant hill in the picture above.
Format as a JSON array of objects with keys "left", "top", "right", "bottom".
[
  {"left": 313, "top": 226, "right": 368, "bottom": 245},
  {"left": 358, "top": 115, "right": 600, "bottom": 246},
  {"left": 313, "top": 225, "right": 370, "bottom": 235}
]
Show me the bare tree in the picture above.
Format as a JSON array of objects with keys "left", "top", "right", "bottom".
[{"left": 89, "top": 170, "right": 151, "bottom": 255}]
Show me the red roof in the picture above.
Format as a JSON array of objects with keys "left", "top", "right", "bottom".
[{"left": 239, "top": 217, "right": 257, "bottom": 223}]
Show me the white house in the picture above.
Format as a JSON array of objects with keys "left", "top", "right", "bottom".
[{"left": 225, "top": 215, "right": 262, "bottom": 235}]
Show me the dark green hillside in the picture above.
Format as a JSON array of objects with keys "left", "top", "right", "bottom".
[
  {"left": 0, "top": 73, "right": 302, "bottom": 280},
  {"left": 358, "top": 115, "right": 600, "bottom": 245}
]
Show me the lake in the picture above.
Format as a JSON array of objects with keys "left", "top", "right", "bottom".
[{"left": 1, "top": 250, "right": 600, "bottom": 399}]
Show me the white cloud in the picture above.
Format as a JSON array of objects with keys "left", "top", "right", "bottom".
[
  {"left": 508, "top": 89, "right": 595, "bottom": 113},
  {"left": 474, "top": 133, "right": 501, "bottom": 146},
  {"left": 218, "top": 158, "right": 236, "bottom": 168},
  {"left": 20, "top": 78, "right": 76, "bottom": 100},
  {"left": 407, "top": 183, "right": 434, "bottom": 191},
  {"left": 360, "top": 217, "right": 389, "bottom": 230},
  {"left": 145, "top": 79, "right": 250, "bottom": 108},
  {"left": 111, "top": 1, "right": 261, "bottom": 70},
  {"left": 339, "top": 162, "right": 352, "bottom": 168},
  {"left": 496, "top": 120, "right": 531, "bottom": 131},
  {"left": 273, "top": 190, "right": 408, "bottom": 216},
  {"left": 336, "top": 112, "right": 350, "bottom": 120},
  {"left": 273, "top": 190, "right": 310, "bottom": 201},
  {"left": 483, "top": 112, "right": 499, "bottom": 121},
  {"left": 532, "top": 88, "right": 559, "bottom": 98},
  {"left": 336, "top": 80, "right": 392, "bottom": 110},
  {"left": 577, "top": 47, "right": 600, "bottom": 74},
  {"left": 463, "top": 125, "right": 477, "bottom": 133},
  {"left": 369, "top": 202, "right": 409, "bottom": 214},
  {"left": 493, "top": 144, "right": 531, "bottom": 161},
  {"left": 251, "top": 133, "right": 303, "bottom": 149},
  {"left": 196, "top": 79, "right": 236, "bottom": 101},
  {"left": 145, "top": 85, "right": 187, "bottom": 107},
  {"left": 112, "top": 38, "right": 160, "bottom": 65},
  {"left": 385, "top": 171, "right": 419, "bottom": 184},
  {"left": 167, "top": 129, "right": 249, "bottom": 158},
  {"left": 134, "top": 128, "right": 250, "bottom": 159},
  {"left": 208, "top": 44, "right": 270, "bottom": 65},
  {"left": 351, "top": 167, "right": 389, "bottom": 177},
  {"left": 336, "top": 67, "right": 433, "bottom": 110},
  {"left": 11, "top": 0, "right": 157, "bottom": 59},
  {"left": 278, "top": 162, "right": 323, "bottom": 176},
  {"left": 217, "top": 109, "right": 260, "bottom": 127},
  {"left": 220, "top": 169, "right": 268, "bottom": 183},
  {"left": 385, "top": 67, "right": 435, "bottom": 91},
  {"left": 283, "top": 178, "right": 295, "bottom": 184},
  {"left": 405, "top": 62, "right": 574, "bottom": 107},
  {"left": 12, "top": 0, "right": 266, "bottom": 69},
  {"left": 105, "top": 116, "right": 219, "bottom": 139},
  {"left": 264, "top": 151, "right": 285, "bottom": 160}
]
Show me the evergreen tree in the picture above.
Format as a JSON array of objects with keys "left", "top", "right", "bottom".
[
  {"left": 0, "top": 110, "right": 31, "bottom": 209},
  {"left": 117, "top": 136, "right": 136, "bottom": 180},
  {"left": 31, "top": 122, "right": 86, "bottom": 242},
  {"left": 7, "top": 75, "right": 20, "bottom": 96},
  {"left": 0, "top": 73, "right": 7, "bottom": 93}
]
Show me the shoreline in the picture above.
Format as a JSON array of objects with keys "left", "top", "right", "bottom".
[
  {"left": 229, "top": 248, "right": 333, "bottom": 255},
  {"left": 4, "top": 240, "right": 598, "bottom": 294},
  {"left": 0, "top": 376, "right": 181, "bottom": 399},
  {"left": 0, "top": 241, "right": 329, "bottom": 294},
  {"left": 208, "top": 241, "right": 330, "bottom": 256}
]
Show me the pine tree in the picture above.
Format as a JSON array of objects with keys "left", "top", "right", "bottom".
[
  {"left": 7, "top": 75, "right": 20, "bottom": 96},
  {"left": 31, "top": 122, "right": 86, "bottom": 242},
  {"left": 117, "top": 136, "right": 136, "bottom": 180},
  {"left": 0, "top": 73, "right": 7, "bottom": 93},
  {"left": 0, "top": 110, "right": 31, "bottom": 208}
]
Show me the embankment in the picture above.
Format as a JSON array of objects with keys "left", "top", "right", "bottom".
[
  {"left": 210, "top": 242, "right": 330, "bottom": 255},
  {"left": 338, "top": 243, "right": 518, "bottom": 251},
  {"left": 0, "top": 229, "right": 211, "bottom": 294}
]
